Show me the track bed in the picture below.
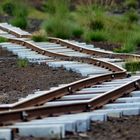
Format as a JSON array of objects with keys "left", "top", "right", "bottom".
[{"left": 0, "top": 48, "right": 83, "bottom": 104}]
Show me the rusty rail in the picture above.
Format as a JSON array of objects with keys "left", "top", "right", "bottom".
[
  {"left": 8, "top": 38, "right": 125, "bottom": 72},
  {"left": 0, "top": 28, "right": 139, "bottom": 126},
  {"left": 0, "top": 37, "right": 127, "bottom": 111},
  {"left": 0, "top": 76, "right": 139, "bottom": 125},
  {"left": 0, "top": 72, "right": 126, "bottom": 111},
  {"left": 49, "top": 37, "right": 140, "bottom": 60}
]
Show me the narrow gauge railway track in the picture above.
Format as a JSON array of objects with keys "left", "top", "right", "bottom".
[
  {"left": 1, "top": 22, "right": 140, "bottom": 60},
  {"left": 0, "top": 38, "right": 126, "bottom": 111},
  {"left": 0, "top": 72, "right": 126, "bottom": 111},
  {"left": 5, "top": 38, "right": 125, "bottom": 72},
  {"left": 1, "top": 75, "right": 140, "bottom": 139},
  {"left": 0, "top": 23, "right": 140, "bottom": 139},
  {"left": 0, "top": 75, "right": 139, "bottom": 124},
  {"left": 49, "top": 37, "right": 140, "bottom": 60},
  {"left": 0, "top": 24, "right": 126, "bottom": 112}
]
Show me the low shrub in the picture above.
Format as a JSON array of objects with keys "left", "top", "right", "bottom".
[
  {"left": 124, "top": 58, "right": 140, "bottom": 73},
  {"left": 17, "top": 58, "right": 29, "bottom": 68},
  {"left": 125, "top": 9, "right": 139, "bottom": 23},
  {"left": 10, "top": 17, "right": 27, "bottom": 29},
  {"left": 32, "top": 30, "right": 48, "bottom": 42},
  {"left": 115, "top": 42, "right": 135, "bottom": 53},
  {"left": 82, "top": 31, "right": 91, "bottom": 43},
  {"left": 90, "top": 19, "right": 104, "bottom": 30},
  {"left": 124, "top": 0, "right": 138, "bottom": 9},
  {"left": 6, "top": 1, "right": 28, "bottom": 29},
  {"left": 2, "top": 1, "right": 15, "bottom": 16},
  {"left": 42, "top": 0, "right": 56, "bottom": 14},
  {"left": 43, "top": 0, "right": 70, "bottom": 17},
  {"left": 90, "top": 31, "right": 108, "bottom": 42},
  {"left": 72, "top": 25, "right": 84, "bottom": 38},
  {"left": 134, "top": 37, "right": 140, "bottom": 47},
  {"left": 44, "top": 18, "right": 73, "bottom": 39}
]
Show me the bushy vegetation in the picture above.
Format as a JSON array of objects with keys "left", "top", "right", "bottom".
[
  {"left": 44, "top": 18, "right": 73, "bottom": 39},
  {"left": 2, "top": 0, "right": 28, "bottom": 29},
  {"left": 124, "top": 58, "right": 140, "bottom": 73},
  {"left": 32, "top": 30, "right": 48, "bottom": 42},
  {"left": 0, "top": 0, "right": 140, "bottom": 54},
  {"left": 72, "top": 25, "right": 84, "bottom": 38},
  {"left": 90, "top": 19, "right": 104, "bottom": 31},
  {"left": 125, "top": 9, "right": 139, "bottom": 23},
  {"left": 90, "top": 31, "right": 107, "bottom": 42},
  {"left": 42, "top": 1, "right": 140, "bottom": 53},
  {"left": 124, "top": 0, "right": 138, "bottom": 9},
  {"left": 10, "top": 17, "right": 27, "bottom": 29},
  {"left": 2, "top": 1, "right": 15, "bottom": 16},
  {"left": 43, "top": 0, "right": 84, "bottom": 39}
]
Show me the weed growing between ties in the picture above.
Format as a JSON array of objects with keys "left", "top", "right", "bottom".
[
  {"left": 124, "top": 58, "right": 140, "bottom": 74},
  {"left": 17, "top": 59, "right": 29, "bottom": 68},
  {"left": 32, "top": 30, "right": 48, "bottom": 42},
  {"left": 0, "top": 37, "right": 8, "bottom": 43}
]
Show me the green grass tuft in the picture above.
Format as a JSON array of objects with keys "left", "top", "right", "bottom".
[
  {"left": 90, "top": 31, "right": 108, "bottom": 42},
  {"left": 0, "top": 37, "right": 8, "bottom": 43},
  {"left": 32, "top": 30, "right": 48, "bottom": 42},
  {"left": 124, "top": 0, "right": 138, "bottom": 9},
  {"left": 72, "top": 25, "right": 84, "bottom": 38},
  {"left": 124, "top": 58, "right": 140, "bottom": 74},
  {"left": 10, "top": 17, "right": 27, "bottom": 29},
  {"left": 2, "top": 1, "right": 15, "bottom": 16},
  {"left": 17, "top": 58, "right": 29, "bottom": 68},
  {"left": 125, "top": 9, "right": 139, "bottom": 23},
  {"left": 89, "top": 19, "right": 104, "bottom": 30}
]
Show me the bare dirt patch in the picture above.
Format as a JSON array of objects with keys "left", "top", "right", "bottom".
[
  {"left": 1, "top": 48, "right": 140, "bottom": 140},
  {"left": 0, "top": 47, "right": 83, "bottom": 104}
]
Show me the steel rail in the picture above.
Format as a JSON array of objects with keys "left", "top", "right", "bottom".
[
  {"left": 8, "top": 38, "right": 69, "bottom": 58},
  {"left": 49, "top": 37, "right": 140, "bottom": 60},
  {"left": 0, "top": 72, "right": 126, "bottom": 111},
  {"left": 0, "top": 77, "right": 139, "bottom": 125},
  {"left": 0, "top": 37, "right": 127, "bottom": 111},
  {"left": 8, "top": 38, "right": 125, "bottom": 72}
]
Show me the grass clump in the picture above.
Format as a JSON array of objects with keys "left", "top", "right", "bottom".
[
  {"left": 43, "top": 0, "right": 70, "bottom": 17},
  {"left": 124, "top": 0, "right": 138, "bottom": 9},
  {"left": 89, "top": 19, "right": 104, "bottom": 31},
  {"left": 4, "top": 1, "right": 29, "bottom": 29},
  {"left": 43, "top": 0, "right": 76, "bottom": 39},
  {"left": 125, "top": 9, "right": 139, "bottom": 23},
  {"left": 17, "top": 58, "right": 29, "bottom": 68},
  {"left": 90, "top": 31, "right": 108, "bottom": 42},
  {"left": 2, "top": 1, "right": 15, "bottom": 16},
  {"left": 0, "top": 37, "right": 8, "bottom": 43},
  {"left": 42, "top": 1, "right": 140, "bottom": 54},
  {"left": 44, "top": 18, "right": 73, "bottom": 39},
  {"left": 124, "top": 58, "right": 140, "bottom": 74},
  {"left": 10, "top": 17, "right": 27, "bottom": 29},
  {"left": 72, "top": 24, "right": 84, "bottom": 38},
  {"left": 115, "top": 43, "right": 135, "bottom": 53},
  {"left": 32, "top": 30, "right": 48, "bottom": 42}
]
